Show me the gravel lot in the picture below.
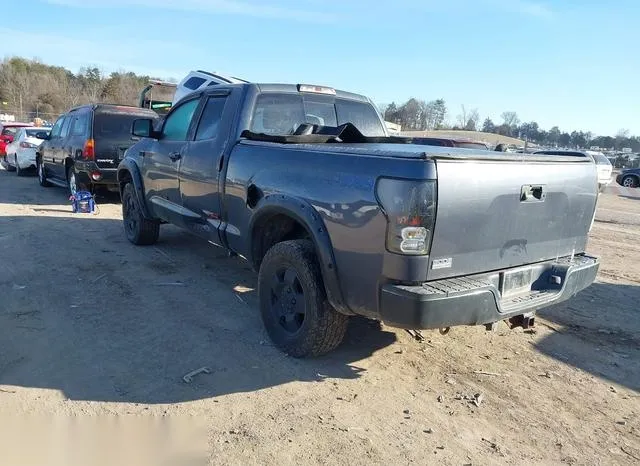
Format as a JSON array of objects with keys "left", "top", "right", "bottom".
[{"left": 1, "top": 166, "right": 639, "bottom": 465}]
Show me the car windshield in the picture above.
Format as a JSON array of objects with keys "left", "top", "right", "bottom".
[
  {"left": 95, "top": 112, "right": 158, "bottom": 140},
  {"left": 593, "top": 153, "right": 612, "bottom": 165},
  {"left": 250, "top": 93, "right": 386, "bottom": 137},
  {"left": 1, "top": 127, "right": 19, "bottom": 137},
  {"left": 455, "top": 142, "right": 488, "bottom": 150},
  {"left": 25, "top": 129, "right": 49, "bottom": 137}
]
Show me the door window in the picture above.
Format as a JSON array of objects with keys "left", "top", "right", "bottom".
[
  {"left": 60, "top": 115, "right": 73, "bottom": 138},
  {"left": 50, "top": 117, "right": 65, "bottom": 139},
  {"left": 162, "top": 98, "right": 200, "bottom": 141},
  {"left": 195, "top": 96, "right": 227, "bottom": 141}
]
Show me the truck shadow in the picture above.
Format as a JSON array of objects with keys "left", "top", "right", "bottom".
[
  {"left": 0, "top": 214, "right": 396, "bottom": 404},
  {"left": 535, "top": 282, "right": 640, "bottom": 392}
]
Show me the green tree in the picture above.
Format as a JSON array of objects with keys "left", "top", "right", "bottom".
[{"left": 482, "top": 118, "right": 496, "bottom": 133}]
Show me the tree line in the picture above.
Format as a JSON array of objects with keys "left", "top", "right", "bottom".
[
  {"left": 0, "top": 57, "right": 162, "bottom": 122},
  {"left": 382, "top": 98, "right": 639, "bottom": 151}
]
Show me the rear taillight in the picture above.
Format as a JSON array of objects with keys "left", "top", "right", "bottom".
[
  {"left": 83, "top": 139, "right": 95, "bottom": 160},
  {"left": 376, "top": 178, "right": 437, "bottom": 255},
  {"left": 20, "top": 141, "right": 36, "bottom": 149}
]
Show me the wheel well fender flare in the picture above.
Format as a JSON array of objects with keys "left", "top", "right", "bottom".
[
  {"left": 117, "top": 159, "right": 153, "bottom": 219},
  {"left": 248, "top": 194, "right": 351, "bottom": 315}
]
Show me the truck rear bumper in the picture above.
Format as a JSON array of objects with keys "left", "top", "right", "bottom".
[{"left": 379, "top": 254, "right": 599, "bottom": 329}]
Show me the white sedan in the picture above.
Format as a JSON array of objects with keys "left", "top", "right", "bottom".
[{"left": 4, "top": 127, "right": 50, "bottom": 176}]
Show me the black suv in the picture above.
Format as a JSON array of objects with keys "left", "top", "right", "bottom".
[{"left": 36, "top": 104, "right": 160, "bottom": 194}]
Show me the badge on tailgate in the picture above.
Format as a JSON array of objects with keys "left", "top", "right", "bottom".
[{"left": 432, "top": 258, "right": 452, "bottom": 270}]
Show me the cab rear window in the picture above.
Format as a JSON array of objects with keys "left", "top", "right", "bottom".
[{"left": 250, "top": 93, "right": 386, "bottom": 137}]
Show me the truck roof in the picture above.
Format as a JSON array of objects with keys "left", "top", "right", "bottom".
[{"left": 253, "top": 83, "right": 371, "bottom": 102}]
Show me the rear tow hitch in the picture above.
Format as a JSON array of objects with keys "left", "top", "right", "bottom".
[{"left": 507, "top": 312, "right": 536, "bottom": 330}]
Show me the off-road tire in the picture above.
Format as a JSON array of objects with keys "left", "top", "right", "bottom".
[
  {"left": 258, "top": 239, "right": 349, "bottom": 358},
  {"left": 122, "top": 182, "right": 159, "bottom": 245}
]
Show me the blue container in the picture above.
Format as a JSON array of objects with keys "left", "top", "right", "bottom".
[{"left": 71, "top": 191, "right": 95, "bottom": 214}]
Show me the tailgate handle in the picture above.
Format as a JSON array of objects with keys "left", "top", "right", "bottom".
[{"left": 521, "top": 184, "right": 545, "bottom": 202}]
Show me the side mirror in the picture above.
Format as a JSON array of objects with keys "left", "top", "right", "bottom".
[
  {"left": 35, "top": 131, "right": 49, "bottom": 140},
  {"left": 132, "top": 118, "right": 157, "bottom": 139}
]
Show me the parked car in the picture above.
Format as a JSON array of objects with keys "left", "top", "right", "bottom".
[
  {"left": 2, "top": 126, "right": 50, "bottom": 176},
  {"left": 0, "top": 122, "right": 31, "bottom": 158},
  {"left": 616, "top": 168, "right": 640, "bottom": 188},
  {"left": 534, "top": 150, "right": 612, "bottom": 192},
  {"left": 36, "top": 104, "right": 160, "bottom": 194},
  {"left": 117, "top": 82, "right": 599, "bottom": 358},
  {"left": 408, "top": 136, "right": 489, "bottom": 150}
]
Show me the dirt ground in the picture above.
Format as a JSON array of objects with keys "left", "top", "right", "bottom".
[{"left": 1, "top": 166, "right": 639, "bottom": 465}]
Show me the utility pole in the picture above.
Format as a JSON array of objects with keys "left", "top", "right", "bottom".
[{"left": 19, "top": 93, "right": 23, "bottom": 121}]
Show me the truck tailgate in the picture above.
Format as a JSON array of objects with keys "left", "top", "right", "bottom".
[{"left": 427, "top": 158, "right": 598, "bottom": 280}]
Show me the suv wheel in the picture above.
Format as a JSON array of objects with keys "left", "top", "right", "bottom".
[
  {"left": 258, "top": 239, "right": 349, "bottom": 358},
  {"left": 3, "top": 155, "right": 16, "bottom": 172},
  {"left": 622, "top": 175, "right": 639, "bottom": 188},
  {"left": 67, "top": 166, "right": 78, "bottom": 195},
  {"left": 122, "top": 182, "right": 160, "bottom": 245},
  {"left": 15, "top": 156, "right": 25, "bottom": 177},
  {"left": 37, "top": 160, "right": 51, "bottom": 187}
]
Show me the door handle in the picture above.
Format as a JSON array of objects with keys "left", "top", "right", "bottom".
[{"left": 169, "top": 152, "right": 182, "bottom": 162}]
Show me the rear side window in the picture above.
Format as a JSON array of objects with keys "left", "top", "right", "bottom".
[
  {"left": 70, "top": 112, "right": 90, "bottom": 137},
  {"left": 184, "top": 77, "right": 206, "bottom": 90},
  {"left": 94, "top": 112, "right": 157, "bottom": 141},
  {"left": 195, "top": 96, "right": 227, "bottom": 141}
]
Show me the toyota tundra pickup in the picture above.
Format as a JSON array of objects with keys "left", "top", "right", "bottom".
[{"left": 117, "top": 82, "right": 600, "bottom": 357}]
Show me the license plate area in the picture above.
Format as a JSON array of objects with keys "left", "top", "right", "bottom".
[{"left": 500, "top": 267, "right": 533, "bottom": 297}]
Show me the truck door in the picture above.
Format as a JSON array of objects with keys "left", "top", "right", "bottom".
[
  {"left": 142, "top": 96, "right": 201, "bottom": 225},
  {"left": 178, "top": 90, "right": 232, "bottom": 246}
]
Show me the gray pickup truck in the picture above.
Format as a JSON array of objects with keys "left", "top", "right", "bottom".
[{"left": 117, "top": 82, "right": 600, "bottom": 357}]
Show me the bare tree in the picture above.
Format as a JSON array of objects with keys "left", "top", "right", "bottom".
[
  {"left": 456, "top": 105, "right": 480, "bottom": 131},
  {"left": 501, "top": 111, "right": 519, "bottom": 128}
]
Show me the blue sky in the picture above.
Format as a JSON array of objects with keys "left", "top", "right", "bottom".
[{"left": 1, "top": 0, "right": 638, "bottom": 135}]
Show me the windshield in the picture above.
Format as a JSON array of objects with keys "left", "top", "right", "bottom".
[
  {"left": 94, "top": 112, "right": 158, "bottom": 140},
  {"left": 250, "top": 93, "right": 386, "bottom": 137},
  {"left": 1, "top": 127, "right": 19, "bottom": 137},
  {"left": 593, "top": 153, "right": 612, "bottom": 166},
  {"left": 455, "top": 142, "right": 488, "bottom": 150},
  {"left": 25, "top": 129, "right": 49, "bottom": 138}
]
